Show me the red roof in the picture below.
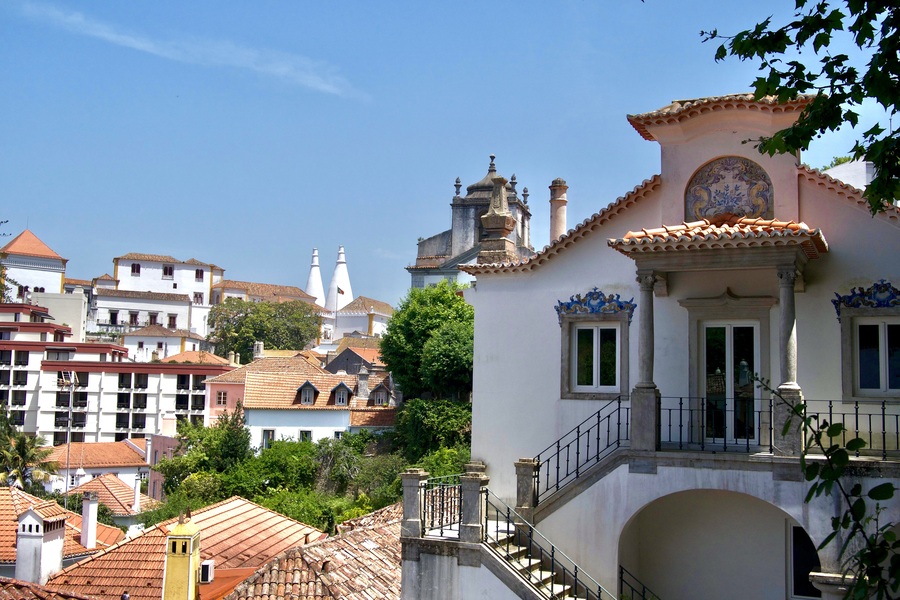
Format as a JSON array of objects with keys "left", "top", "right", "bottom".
[
  {"left": 66, "top": 474, "right": 159, "bottom": 517},
  {"left": 0, "top": 576, "right": 98, "bottom": 599},
  {"left": 0, "top": 230, "right": 64, "bottom": 261},
  {"left": 48, "top": 496, "right": 326, "bottom": 600},
  {"left": 48, "top": 441, "right": 147, "bottom": 471}
]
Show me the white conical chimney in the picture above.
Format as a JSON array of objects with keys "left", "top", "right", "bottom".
[
  {"left": 325, "top": 246, "right": 353, "bottom": 312},
  {"left": 305, "top": 248, "right": 326, "bottom": 307}
]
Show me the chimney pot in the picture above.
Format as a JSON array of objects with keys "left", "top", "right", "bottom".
[{"left": 549, "top": 178, "right": 569, "bottom": 243}]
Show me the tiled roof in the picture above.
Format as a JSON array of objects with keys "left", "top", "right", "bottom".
[
  {"left": 123, "top": 325, "right": 203, "bottom": 341},
  {"left": 226, "top": 504, "right": 401, "bottom": 600},
  {"left": 0, "top": 230, "right": 64, "bottom": 261},
  {"left": 626, "top": 93, "right": 815, "bottom": 141},
  {"left": 114, "top": 253, "right": 179, "bottom": 263},
  {"left": 65, "top": 474, "right": 159, "bottom": 516},
  {"left": 205, "top": 356, "right": 327, "bottom": 385},
  {"left": 348, "top": 347, "right": 384, "bottom": 367},
  {"left": 0, "top": 487, "right": 124, "bottom": 565},
  {"left": 461, "top": 175, "right": 662, "bottom": 275},
  {"left": 94, "top": 289, "right": 190, "bottom": 303},
  {"left": 0, "top": 576, "right": 98, "bottom": 600},
  {"left": 338, "top": 296, "right": 394, "bottom": 316},
  {"left": 64, "top": 278, "right": 92, "bottom": 287},
  {"left": 94, "top": 274, "right": 115, "bottom": 282},
  {"left": 798, "top": 165, "right": 900, "bottom": 228},
  {"left": 608, "top": 213, "right": 829, "bottom": 258},
  {"left": 212, "top": 280, "right": 315, "bottom": 302},
  {"left": 243, "top": 371, "right": 359, "bottom": 410},
  {"left": 48, "top": 496, "right": 326, "bottom": 600},
  {"left": 162, "top": 351, "right": 232, "bottom": 365},
  {"left": 183, "top": 258, "right": 213, "bottom": 267},
  {"left": 333, "top": 336, "right": 383, "bottom": 354},
  {"left": 349, "top": 408, "right": 397, "bottom": 427},
  {"left": 48, "top": 441, "right": 147, "bottom": 471}
]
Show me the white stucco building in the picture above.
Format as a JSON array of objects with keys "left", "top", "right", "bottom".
[{"left": 400, "top": 94, "right": 900, "bottom": 600}]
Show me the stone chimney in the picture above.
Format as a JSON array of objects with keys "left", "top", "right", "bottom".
[
  {"left": 16, "top": 506, "right": 65, "bottom": 584},
  {"left": 133, "top": 479, "right": 141, "bottom": 514},
  {"left": 253, "top": 341, "right": 264, "bottom": 360},
  {"left": 227, "top": 350, "right": 235, "bottom": 365},
  {"left": 477, "top": 176, "right": 518, "bottom": 265},
  {"left": 357, "top": 366, "right": 370, "bottom": 400},
  {"left": 549, "top": 178, "right": 569, "bottom": 243},
  {"left": 367, "top": 307, "right": 375, "bottom": 336},
  {"left": 234, "top": 353, "right": 240, "bottom": 365},
  {"left": 81, "top": 491, "right": 98, "bottom": 550}
]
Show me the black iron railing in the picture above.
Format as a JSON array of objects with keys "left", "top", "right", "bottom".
[
  {"left": 534, "top": 397, "right": 629, "bottom": 505},
  {"left": 421, "top": 473, "right": 463, "bottom": 537},
  {"left": 809, "top": 400, "right": 899, "bottom": 461},
  {"left": 484, "top": 490, "right": 616, "bottom": 600},
  {"left": 659, "top": 396, "right": 773, "bottom": 453},
  {"left": 619, "top": 566, "right": 662, "bottom": 600}
]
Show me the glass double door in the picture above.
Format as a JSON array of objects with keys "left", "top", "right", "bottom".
[{"left": 701, "top": 322, "right": 759, "bottom": 442}]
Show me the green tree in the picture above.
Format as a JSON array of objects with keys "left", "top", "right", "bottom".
[
  {"left": 154, "top": 403, "right": 252, "bottom": 494},
  {"left": 393, "top": 398, "right": 471, "bottom": 462},
  {"left": 420, "top": 320, "right": 475, "bottom": 401},
  {"left": 380, "top": 281, "right": 474, "bottom": 399},
  {"left": 207, "top": 298, "right": 320, "bottom": 363},
  {"left": 1, "top": 430, "right": 57, "bottom": 489},
  {"left": 825, "top": 155, "right": 854, "bottom": 170},
  {"left": 703, "top": 1, "right": 899, "bottom": 213}
]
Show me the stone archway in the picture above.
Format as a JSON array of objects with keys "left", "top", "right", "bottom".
[{"left": 617, "top": 489, "right": 820, "bottom": 600}]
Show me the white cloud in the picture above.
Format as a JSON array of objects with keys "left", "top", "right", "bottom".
[{"left": 22, "top": 2, "right": 362, "bottom": 98}]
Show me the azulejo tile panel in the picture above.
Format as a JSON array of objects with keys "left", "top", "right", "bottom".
[{"left": 686, "top": 156, "right": 773, "bottom": 220}]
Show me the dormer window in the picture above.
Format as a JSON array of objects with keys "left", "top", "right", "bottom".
[
  {"left": 300, "top": 386, "right": 315, "bottom": 405},
  {"left": 335, "top": 388, "right": 348, "bottom": 406},
  {"left": 373, "top": 390, "right": 387, "bottom": 406}
]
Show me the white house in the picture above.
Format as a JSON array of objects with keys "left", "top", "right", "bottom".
[
  {"left": 400, "top": 94, "right": 900, "bottom": 600},
  {"left": 0, "top": 230, "right": 67, "bottom": 300},
  {"left": 122, "top": 324, "right": 206, "bottom": 362}
]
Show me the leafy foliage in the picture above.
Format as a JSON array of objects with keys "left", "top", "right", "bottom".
[
  {"left": 0, "top": 430, "right": 57, "bottom": 488},
  {"left": 48, "top": 491, "right": 121, "bottom": 529},
  {"left": 420, "top": 320, "right": 475, "bottom": 401},
  {"left": 703, "top": 1, "right": 899, "bottom": 212},
  {"left": 207, "top": 298, "right": 321, "bottom": 363},
  {"left": 760, "top": 377, "right": 898, "bottom": 598},
  {"left": 380, "top": 281, "right": 474, "bottom": 399},
  {"left": 393, "top": 398, "right": 472, "bottom": 462},
  {"left": 416, "top": 445, "right": 471, "bottom": 479}
]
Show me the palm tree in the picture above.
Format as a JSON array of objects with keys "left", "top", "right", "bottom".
[{"left": 1, "top": 430, "right": 57, "bottom": 489}]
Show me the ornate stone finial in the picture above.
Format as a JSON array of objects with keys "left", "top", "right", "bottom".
[
  {"left": 488, "top": 154, "right": 496, "bottom": 172},
  {"left": 509, "top": 174, "right": 517, "bottom": 193},
  {"left": 454, "top": 177, "right": 461, "bottom": 196},
  {"left": 522, "top": 187, "right": 529, "bottom": 204}
]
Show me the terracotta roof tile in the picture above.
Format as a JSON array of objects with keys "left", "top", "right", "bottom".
[
  {"left": 161, "top": 351, "right": 232, "bottom": 365},
  {"left": 333, "top": 337, "right": 383, "bottom": 354},
  {"left": 337, "top": 296, "right": 394, "bottom": 316},
  {"left": 226, "top": 504, "right": 401, "bottom": 600},
  {"left": 626, "top": 93, "right": 815, "bottom": 141},
  {"left": 243, "top": 371, "right": 359, "bottom": 410},
  {"left": 64, "top": 278, "right": 92, "bottom": 287},
  {"left": 48, "top": 441, "right": 147, "bottom": 471},
  {"left": 123, "top": 325, "right": 204, "bottom": 341},
  {"left": 212, "top": 280, "right": 315, "bottom": 302},
  {"left": 205, "top": 357, "right": 328, "bottom": 385},
  {"left": 349, "top": 408, "right": 397, "bottom": 428},
  {"left": 94, "top": 289, "right": 190, "bottom": 303},
  {"left": 0, "top": 576, "right": 99, "bottom": 600},
  {"left": 608, "top": 212, "right": 829, "bottom": 258},
  {"left": 798, "top": 165, "right": 900, "bottom": 228},
  {"left": 114, "top": 253, "right": 180, "bottom": 263},
  {"left": 65, "top": 474, "right": 159, "bottom": 517},
  {"left": 0, "top": 487, "right": 124, "bottom": 565},
  {"left": 0, "top": 230, "right": 64, "bottom": 261},
  {"left": 48, "top": 496, "right": 326, "bottom": 600}
]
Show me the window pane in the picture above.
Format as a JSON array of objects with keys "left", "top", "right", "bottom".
[
  {"left": 598, "top": 328, "right": 617, "bottom": 387},
  {"left": 858, "top": 324, "right": 880, "bottom": 389},
  {"left": 888, "top": 324, "right": 900, "bottom": 390},
  {"left": 575, "top": 328, "right": 594, "bottom": 387}
]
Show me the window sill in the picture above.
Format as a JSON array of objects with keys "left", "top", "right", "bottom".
[{"left": 562, "top": 391, "right": 626, "bottom": 401}]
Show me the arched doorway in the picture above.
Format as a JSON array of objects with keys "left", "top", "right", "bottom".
[{"left": 617, "top": 489, "right": 821, "bottom": 600}]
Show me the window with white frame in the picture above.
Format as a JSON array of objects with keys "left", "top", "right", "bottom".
[
  {"left": 301, "top": 387, "right": 315, "bottom": 405},
  {"left": 162, "top": 264, "right": 174, "bottom": 279},
  {"left": 559, "top": 312, "right": 629, "bottom": 399},
  {"left": 373, "top": 390, "right": 387, "bottom": 406},
  {"left": 835, "top": 284, "right": 900, "bottom": 401},
  {"left": 131, "top": 263, "right": 141, "bottom": 276},
  {"left": 299, "top": 430, "right": 312, "bottom": 442},
  {"left": 216, "top": 391, "right": 227, "bottom": 406},
  {"left": 852, "top": 316, "right": 899, "bottom": 397},
  {"left": 335, "top": 388, "right": 348, "bottom": 406},
  {"left": 262, "top": 429, "right": 275, "bottom": 449}
]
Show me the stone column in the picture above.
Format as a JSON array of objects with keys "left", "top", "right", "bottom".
[
  {"left": 777, "top": 267, "right": 799, "bottom": 388},
  {"left": 514, "top": 458, "right": 538, "bottom": 522},
  {"left": 400, "top": 469, "right": 427, "bottom": 538},
  {"left": 774, "top": 267, "right": 803, "bottom": 455},
  {"left": 459, "top": 462, "right": 489, "bottom": 544},
  {"left": 631, "top": 270, "right": 660, "bottom": 451}
]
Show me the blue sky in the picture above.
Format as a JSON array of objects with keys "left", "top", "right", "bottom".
[{"left": 0, "top": 1, "right": 881, "bottom": 306}]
